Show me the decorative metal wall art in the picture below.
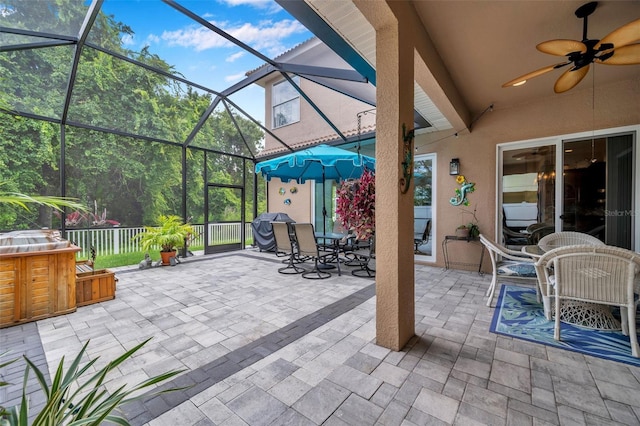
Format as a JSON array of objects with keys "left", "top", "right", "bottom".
[{"left": 400, "top": 123, "right": 414, "bottom": 194}]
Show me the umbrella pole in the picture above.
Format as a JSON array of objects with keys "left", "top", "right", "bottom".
[
  {"left": 317, "top": 171, "right": 337, "bottom": 272},
  {"left": 322, "top": 172, "right": 327, "bottom": 235}
]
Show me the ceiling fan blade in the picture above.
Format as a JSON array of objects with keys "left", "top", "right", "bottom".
[
  {"left": 595, "top": 18, "right": 640, "bottom": 50},
  {"left": 502, "top": 63, "right": 568, "bottom": 88},
  {"left": 554, "top": 65, "right": 589, "bottom": 93},
  {"left": 537, "top": 39, "right": 587, "bottom": 56},
  {"left": 596, "top": 43, "right": 640, "bottom": 65}
]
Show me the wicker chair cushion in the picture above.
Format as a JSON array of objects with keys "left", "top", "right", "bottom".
[{"left": 497, "top": 261, "right": 536, "bottom": 277}]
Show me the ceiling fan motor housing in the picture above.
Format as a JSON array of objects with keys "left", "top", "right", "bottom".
[
  {"left": 503, "top": 0, "right": 640, "bottom": 92},
  {"left": 570, "top": 39, "right": 598, "bottom": 70}
]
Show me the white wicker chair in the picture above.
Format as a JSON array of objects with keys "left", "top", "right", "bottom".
[
  {"left": 479, "top": 234, "right": 539, "bottom": 307},
  {"left": 538, "top": 231, "right": 604, "bottom": 252},
  {"left": 536, "top": 245, "right": 640, "bottom": 357},
  {"left": 534, "top": 232, "right": 604, "bottom": 316}
]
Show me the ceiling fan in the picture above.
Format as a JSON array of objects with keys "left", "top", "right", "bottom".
[
  {"left": 511, "top": 147, "right": 550, "bottom": 161},
  {"left": 502, "top": 2, "right": 640, "bottom": 93}
]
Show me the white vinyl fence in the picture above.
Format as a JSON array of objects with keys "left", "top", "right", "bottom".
[{"left": 66, "top": 223, "right": 253, "bottom": 258}]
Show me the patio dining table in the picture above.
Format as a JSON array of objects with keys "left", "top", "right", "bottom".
[{"left": 315, "top": 232, "right": 349, "bottom": 276}]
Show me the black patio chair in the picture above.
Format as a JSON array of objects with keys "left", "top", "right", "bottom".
[
  {"left": 414, "top": 219, "right": 431, "bottom": 254},
  {"left": 346, "top": 235, "right": 375, "bottom": 278},
  {"left": 272, "top": 221, "right": 305, "bottom": 274},
  {"left": 292, "top": 223, "right": 335, "bottom": 279}
]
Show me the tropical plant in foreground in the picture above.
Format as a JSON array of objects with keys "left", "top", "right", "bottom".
[
  {"left": 0, "top": 181, "right": 88, "bottom": 213},
  {"left": 0, "top": 338, "right": 184, "bottom": 426},
  {"left": 0, "top": 352, "right": 19, "bottom": 420}
]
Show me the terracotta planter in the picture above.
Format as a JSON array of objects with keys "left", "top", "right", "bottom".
[
  {"left": 160, "top": 250, "right": 177, "bottom": 265},
  {"left": 455, "top": 227, "right": 470, "bottom": 238}
]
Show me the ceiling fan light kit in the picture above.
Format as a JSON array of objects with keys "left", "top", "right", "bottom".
[{"left": 502, "top": 2, "right": 640, "bottom": 93}]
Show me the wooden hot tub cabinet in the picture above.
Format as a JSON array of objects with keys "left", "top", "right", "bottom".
[{"left": 0, "top": 245, "right": 81, "bottom": 328}]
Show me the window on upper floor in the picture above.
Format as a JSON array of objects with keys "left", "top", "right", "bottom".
[{"left": 272, "top": 76, "right": 300, "bottom": 129}]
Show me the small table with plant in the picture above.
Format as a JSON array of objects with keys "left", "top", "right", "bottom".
[
  {"left": 442, "top": 235, "right": 484, "bottom": 274},
  {"left": 442, "top": 206, "right": 483, "bottom": 274}
]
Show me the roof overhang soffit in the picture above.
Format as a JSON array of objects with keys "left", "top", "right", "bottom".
[
  {"left": 353, "top": 0, "right": 470, "bottom": 132},
  {"left": 277, "top": 0, "right": 431, "bottom": 131}
]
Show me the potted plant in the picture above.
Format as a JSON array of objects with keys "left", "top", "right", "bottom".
[
  {"left": 455, "top": 224, "right": 470, "bottom": 238},
  {"left": 456, "top": 207, "right": 480, "bottom": 239},
  {"left": 135, "top": 215, "right": 194, "bottom": 265},
  {"left": 335, "top": 169, "right": 375, "bottom": 241}
]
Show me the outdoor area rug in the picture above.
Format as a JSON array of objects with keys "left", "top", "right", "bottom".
[{"left": 490, "top": 285, "right": 640, "bottom": 367}]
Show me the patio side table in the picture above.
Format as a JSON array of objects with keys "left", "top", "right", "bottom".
[{"left": 442, "top": 235, "right": 484, "bottom": 275}]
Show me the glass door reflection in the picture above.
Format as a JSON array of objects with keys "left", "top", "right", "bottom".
[
  {"left": 562, "top": 135, "right": 633, "bottom": 249},
  {"left": 414, "top": 154, "right": 435, "bottom": 259},
  {"left": 501, "top": 145, "right": 556, "bottom": 246}
]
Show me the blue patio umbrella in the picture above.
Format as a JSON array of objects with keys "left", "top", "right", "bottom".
[{"left": 255, "top": 144, "right": 375, "bottom": 234}]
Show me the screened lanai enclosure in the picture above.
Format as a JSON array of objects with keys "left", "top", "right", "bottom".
[{"left": 0, "top": 0, "right": 355, "bottom": 256}]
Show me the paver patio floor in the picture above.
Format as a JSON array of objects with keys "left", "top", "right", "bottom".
[{"left": 2, "top": 248, "right": 640, "bottom": 425}]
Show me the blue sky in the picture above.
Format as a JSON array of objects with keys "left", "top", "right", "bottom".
[{"left": 100, "top": 0, "right": 313, "bottom": 125}]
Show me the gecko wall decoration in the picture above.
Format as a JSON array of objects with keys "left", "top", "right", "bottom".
[
  {"left": 400, "top": 123, "right": 414, "bottom": 194},
  {"left": 450, "top": 175, "right": 476, "bottom": 206}
]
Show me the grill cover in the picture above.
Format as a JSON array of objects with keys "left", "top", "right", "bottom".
[{"left": 251, "top": 213, "right": 295, "bottom": 251}]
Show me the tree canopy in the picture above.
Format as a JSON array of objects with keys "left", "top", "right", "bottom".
[{"left": 0, "top": 0, "right": 265, "bottom": 231}]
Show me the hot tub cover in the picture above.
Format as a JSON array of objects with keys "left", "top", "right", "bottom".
[
  {"left": 251, "top": 213, "right": 295, "bottom": 251},
  {"left": 0, "top": 229, "right": 70, "bottom": 253}
]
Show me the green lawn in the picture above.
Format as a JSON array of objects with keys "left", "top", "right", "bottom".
[{"left": 86, "top": 243, "right": 260, "bottom": 269}]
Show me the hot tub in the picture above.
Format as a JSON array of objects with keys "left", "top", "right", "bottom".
[{"left": 0, "top": 230, "right": 80, "bottom": 328}]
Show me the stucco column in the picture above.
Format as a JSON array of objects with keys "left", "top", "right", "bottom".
[{"left": 375, "top": 22, "right": 415, "bottom": 351}]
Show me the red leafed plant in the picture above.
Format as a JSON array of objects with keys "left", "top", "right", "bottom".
[{"left": 335, "top": 168, "right": 375, "bottom": 240}]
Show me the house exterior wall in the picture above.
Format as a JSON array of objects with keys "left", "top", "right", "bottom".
[
  {"left": 257, "top": 39, "right": 638, "bottom": 272},
  {"left": 261, "top": 74, "right": 374, "bottom": 220},
  {"left": 263, "top": 74, "right": 375, "bottom": 153},
  {"left": 416, "top": 77, "right": 639, "bottom": 270},
  {"left": 265, "top": 179, "right": 312, "bottom": 224}
]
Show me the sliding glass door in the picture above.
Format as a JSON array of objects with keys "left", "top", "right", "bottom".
[
  {"left": 499, "top": 130, "right": 635, "bottom": 250},
  {"left": 414, "top": 154, "right": 436, "bottom": 261},
  {"left": 562, "top": 134, "right": 633, "bottom": 248},
  {"left": 501, "top": 144, "right": 556, "bottom": 245}
]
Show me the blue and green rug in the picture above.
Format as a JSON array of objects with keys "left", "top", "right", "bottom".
[{"left": 490, "top": 285, "right": 640, "bottom": 367}]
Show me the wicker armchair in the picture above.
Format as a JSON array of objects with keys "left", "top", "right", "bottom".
[
  {"left": 535, "top": 245, "right": 640, "bottom": 357},
  {"left": 533, "top": 232, "right": 604, "bottom": 316},
  {"left": 538, "top": 231, "right": 604, "bottom": 252},
  {"left": 479, "top": 234, "right": 539, "bottom": 307}
]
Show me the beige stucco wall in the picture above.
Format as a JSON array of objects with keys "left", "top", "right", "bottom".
[
  {"left": 258, "top": 30, "right": 638, "bottom": 275},
  {"left": 265, "top": 178, "right": 312, "bottom": 224},
  {"left": 263, "top": 74, "right": 374, "bottom": 152},
  {"left": 416, "top": 77, "right": 640, "bottom": 271}
]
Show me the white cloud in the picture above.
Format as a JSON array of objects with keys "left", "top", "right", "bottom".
[
  {"left": 225, "top": 72, "right": 246, "bottom": 83},
  {"left": 1, "top": 6, "right": 16, "bottom": 17},
  {"left": 226, "top": 51, "right": 245, "bottom": 62},
  {"left": 145, "top": 34, "right": 160, "bottom": 45},
  {"left": 121, "top": 33, "right": 135, "bottom": 46},
  {"left": 160, "top": 19, "right": 306, "bottom": 56},
  {"left": 217, "top": 0, "right": 281, "bottom": 14}
]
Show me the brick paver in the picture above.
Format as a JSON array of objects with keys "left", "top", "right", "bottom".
[{"left": 2, "top": 249, "right": 640, "bottom": 425}]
